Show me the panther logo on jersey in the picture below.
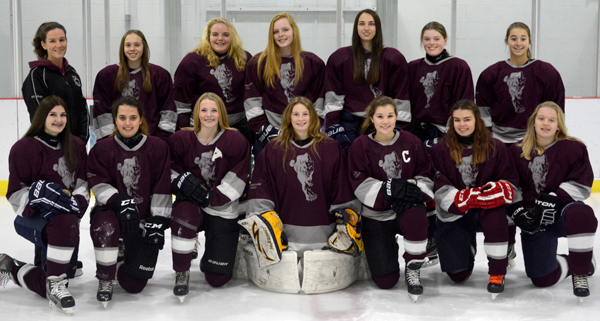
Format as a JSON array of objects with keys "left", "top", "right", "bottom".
[
  {"left": 280, "top": 62, "right": 296, "bottom": 102},
  {"left": 421, "top": 70, "right": 439, "bottom": 109},
  {"left": 290, "top": 153, "right": 317, "bottom": 202},
  {"left": 122, "top": 79, "right": 141, "bottom": 99},
  {"left": 210, "top": 64, "right": 235, "bottom": 103},
  {"left": 503, "top": 71, "right": 526, "bottom": 113},
  {"left": 53, "top": 156, "right": 75, "bottom": 189},
  {"left": 529, "top": 154, "right": 549, "bottom": 193},
  {"left": 365, "top": 58, "right": 383, "bottom": 98},
  {"left": 194, "top": 151, "right": 216, "bottom": 187},
  {"left": 456, "top": 155, "right": 478, "bottom": 188},
  {"left": 117, "top": 156, "right": 143, "bottom": 204},
  {"left": 379, "top": 152, "right": 402, "bottom": 178}
]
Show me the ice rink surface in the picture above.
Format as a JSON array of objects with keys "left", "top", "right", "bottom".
[{"left": 0, "top": 196, "right": 598, "bottom": 321}]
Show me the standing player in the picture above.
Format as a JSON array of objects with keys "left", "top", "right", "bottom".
[
  {"left": 1, "top": 95, "right": 89, "bottom": 314},
  {"left": 244, "top": 13, "right": 325, "bottom": 157},
  {"left": 168, "top": 93, "right": 250, "bottom": 302},
  {"left": 476, "top": 21, "right": 565, "bottom": 265},
  {"left": 87, "top": 96, "right": 172, "bottom": 307},
  {"left": 508, "top": 102, "right": 596, "bottom": 303},
  {"left": 171, "top": 18, "right": 253, "bottom": 143},
  {"left": 430, "top": 100, "right": 519, "bottom": 300},
  {"left": 243, "top": 96, "right": 362, "bottom": 293},
  {"left": 347, "top": 96, "right": 434, "bottom": 302},
  {"left": 93, "top": 30, "right": 174, "bottom": 141},
  {"left": 324, "top": 9, "right": 410, "bottom": 151},
  {"left": 22, "top": 22, "right": 89, "bottom": 143}
]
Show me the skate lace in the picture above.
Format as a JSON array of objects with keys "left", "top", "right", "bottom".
[
  {"left": 98, "top": 280, "right": 114, "bottom": 293},
  {"left": 489, "top": 275, "right": 504, "bottom": 285},
  {"left": 175, "top": 271, "right": 190, "bottom": 286},
  {"left": 49, "top": 278, "right": 71, "bottom": 299},
  {"left": 573, "top": 275, "right": 589, "bottom": 289},
  {"left": 406, "top": 268, "right": 421, "bottom": 286}
]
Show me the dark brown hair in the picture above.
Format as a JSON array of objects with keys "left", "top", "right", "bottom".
[
  {"left": 110, "top": 96, "right": 149, "bottom": 136},
  {"left": 32, "top": 22, "right": 67, "bottom": 59},
  {"left": 116, "top": 30, "right": 152, "bottom": 94},
  {"left": 352, "top": 9, "right": 383, "bottom": 85}
]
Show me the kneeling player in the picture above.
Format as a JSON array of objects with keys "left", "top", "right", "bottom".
[
  {"left": 241, "top": 97, "right": 363, "bottom": 294},
  {"left": 509, "top": 102, "right": 597, "bottom": 304},
  {"left": 347, "top": 96, "right": 435, "bottom": 302},
  {"left": 87, "top": 97, "right": 172, "bottom": 307},
  {"left": 168, "top": 93, "right": 250, "bottom": 302}
]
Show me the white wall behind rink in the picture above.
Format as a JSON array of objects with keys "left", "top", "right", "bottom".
[{"left": 0, "top": 98, "right": 598, "bottom": 181}]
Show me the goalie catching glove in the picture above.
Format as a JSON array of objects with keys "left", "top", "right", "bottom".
[
  {"left": 238, "top": 211, "right": 288, "bottom": 267},
  {"left": 328, "top": 208, "right": 364, "bottom": 257}
]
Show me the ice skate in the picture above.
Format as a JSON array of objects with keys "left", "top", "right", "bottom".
[
  {"left": 46, "top": 274, "right": 75, "bottom": 314},
  {"left": 0, "top": 254, "right": 23, "bottom": 288},
  {"left": 174, "top": 270, "right": 190, "bottom": 303},
  {"left": 422, "top": 238, "right": 439, "bottom": 268},
  {"left": 97, "top": 279, "right": 114, "bottom": 308},
  {"left": 192, "top": 235, "right": 200, "bottom": 260},
  {"left": 507, "top": 244, "right": 516, "bottom": 269},
  {"left": 487, "top": 275, "right": 505, "bottom": 301},
  {"left": 405, "top": 258, "right": 428, "bottom": 302},
  {"left": 588, "top": 255, "right": 595, "bottom": 277},
  {"left": 572, "top": 274, "right": 589, "bottom": 305}
]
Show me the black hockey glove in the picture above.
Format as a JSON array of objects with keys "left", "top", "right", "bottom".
[
  {"left": 509, "top": 205, "right": 542, "bottom": 234},
  {"left": 256, "top": 124, "right": 279, "bottom": 144},
  {"left": 141, "top": 216, "right": 170, "bottom": 251},
  {"left": 325, "top": 124, "right": 352, "bottom": 155},
  {"left": 534, "top": 192, "right": 562, "bottom": 227},
  {"left": 28, "top": 180, "right": 72, "bottom": 220},
  {"left": 174, "top": 172, "right": 212, "bottom": 207},
  {"left": 381, "top": 178, "right": 423, "bottom": 204},
  {"left": 111, "top": 193, "right": 140, "bottom": 235}
]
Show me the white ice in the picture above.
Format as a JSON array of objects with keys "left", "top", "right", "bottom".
[{"left": 0, "top": 195, "right": 598, "bottom": 321}]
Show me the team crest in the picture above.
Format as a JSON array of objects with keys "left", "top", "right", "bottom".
[
  {"left": 529, "top": 154, "right": 549, "bottom": 193},
  {"left": 280, "top": 62, "right": 296, "bottom": 102},
  {"left": 122, "top": 79, "right": 141, "bottom": 99},
  {"left": 290, "top": 153, "right": 317, "bottom": 202},
  {"left": 456, "top": 155, "right": 478, "bottom": 188},
  {"left": 503, "top": 71, "right": 526, "bottom": 113},
  {"left": 194, "top": 150, "right": 216, "bottom": 187},
  {"left": 379, "top": 152, "right": 402, "bottom": 178},
  {"left": 117, "top": 156, "right": 143, "bottom": 204},
  {"left": 72, "top": 75, "right": 81, "bottom": 87},
  {"left": 53, "top": 156, "right": 75, "bottom": 189},
  {"left": 210, "top": 64, "right": 235, "bottom": 103},
  {"left": 421, "top": 70, "right": 439, "bottom": 109}
]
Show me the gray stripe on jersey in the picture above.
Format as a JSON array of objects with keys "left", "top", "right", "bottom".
[
  {"left": 171, "top": 169, "right": 181, "bottom": 183},
  {"left": 203, "top": 201, "right": 239, "bottom": 220},
  {"left": 151, "top": 193, "right": 173, "bottom": 219},
  {"left": 559, "top": 181, "right": 591, "bottom": 201},
  {"left": 329, "top": 199, "right": 362, "bottom": 214},
  {"left": 93, "top": 113, "right": 115, "bottom": 140},
  {"left": 244, "top": 97, "right": 264, "bottom": 120},
  {"left": 265, "top": 110, "right": 283, "bottom": 128},
  {"left": 479, "top": 106, "right": 492, "bottom": 128},
  {"left": 158, "top": 110, "right": 177, "bottom": 133},
  {"left": 492, "top": 124, "right": 526, "bottom": 144},
  {"left": 360, "top": 206, "right": 396, "bottom": 221},
  {"left": 247, "top": 198, "right": 275, "bottom": 217},
  {"left": 216, "top": 171, "right": 246, "bottom": 202},
  {"left": 324, "top": 91, "right": 345, "bottom": 115},
  {"left": 415, "top": 176, "right": 434, "bottom": 200},
  {"left": 93, "top": 183, "right": 119, "bottom": 206},
  {"left": 175, "top": 100, "right": 192, "bottom": 114},
  {"left": 313, "top": 97, "right": 325, "bottom": 119},
  {"left": 434, "top": 185, "right": 462, "bottom": 223},
  {"left": 354, "top": 178, "right": 383, "bottom": 208},
  {"left": 73, "top": 178, "right": 90, "bottom": 203},
  {"left": 227, "top": 111, "right": 245, "bottom": 126},
  {"left": 8, "top": 187, "right": 29, "bottom": 216},
  {"left": 394, "top": 98, "right": 411, "bottom": 122}
]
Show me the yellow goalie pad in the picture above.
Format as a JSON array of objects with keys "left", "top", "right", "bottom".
[
  {"left": 328, "top": 208, "right": 364, "bottom": 257},
  {"left": 238, "top": 211, "right": 288, "bottom": 267}
]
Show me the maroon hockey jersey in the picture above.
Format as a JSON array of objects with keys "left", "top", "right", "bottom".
[
  {"left": 92, "top": 63, "right": 174, "bottom": 140},
  {"left": 476, "top": 59, "right": 565, "bottom": 143},
  {"left": 248, "top": 137, "right": 359, "bottom": 252},
  {"left": 430, "top": 138, "right": 519, "bottom": 222},
  {"left": 7, "top": 136, "right": 89, "bottom": 218},
  {"left": 170, "top": 52, "right": 253, "bottom": 129},
  {"left": 348, "top": 131, "right": 435, "bottom": 221},
  {"left": 408, "top": 56, "right": 474, "bottom": 130},
  {"left": 324, "top": 46, "right": 411, "bottom": 126},
  {"left": 244, "top": 51, "right": 325, "bottom": 132},
  {"left": 87, "top": 135, "right": 172, "bottom": 220},
  {"left": 168, "top": 129, "right": 250, "bottom": 219}
]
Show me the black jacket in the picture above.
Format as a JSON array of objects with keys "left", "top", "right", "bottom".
[{"left": 22, "top": 58, "right": 90, "bottom": 143}]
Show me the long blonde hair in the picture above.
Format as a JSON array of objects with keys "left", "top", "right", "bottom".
[
  {"left": 193, "top": 18, "right": 247, "bottom": 72},
  {"left": 193, "top": 92, "right": 233, "bottom": 133},
  {"left": 274, "top": 96, "right": 326, "bottom": 169},
  {"left": 519, "top": 101, "right": 581, "bottom": 160},
  {"left": 257, "top": 13, "right": 304, "bottom": 89}
]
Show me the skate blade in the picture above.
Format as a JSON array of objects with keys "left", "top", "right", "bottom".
[
  {"left": 408, "top": 293, "right": 420, "bottom": 303},
  {"left": 49, "top": 301, "right": 73, "bottom": 314},
  {"left": 507, "top": 258, "right": 516, "bottom": 270},
  {"left": 178, "top": 295, "right": 186, "bottom": 304},
  {"left": 422, "top": 258, "right": 439, "bottom": 268},
  {"left": 101, "top": 301, "right": 109, "bottom": 308},
  {"left": 578, "top": 297, "right": 584, "bottom": 305},
  {"left": 491, "top": 293, "right": 499, "bottom": 301}
]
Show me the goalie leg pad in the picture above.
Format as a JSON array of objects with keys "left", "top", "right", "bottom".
[
  {"left": 239, "top": 237, "right": 300, "bottom": 293},
  {"left": 121, "top": 234, "right": 159, "bottom": 281},
  {"left": 302, "top": 250, "right": 362, "bottom": 294},
  {"left": 238, "top": 212, "right": 287, "bottom": 267}
]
